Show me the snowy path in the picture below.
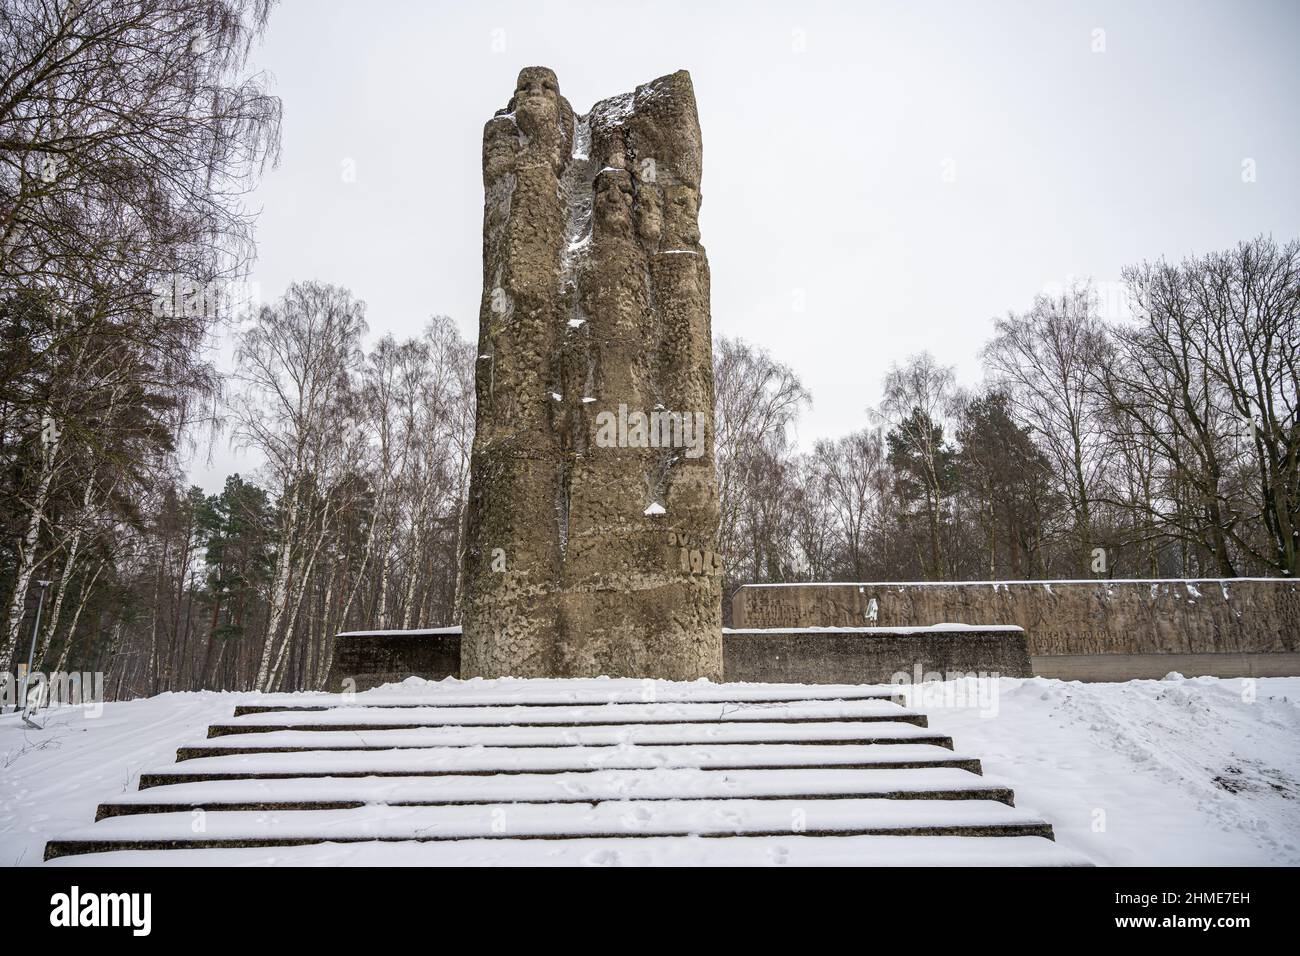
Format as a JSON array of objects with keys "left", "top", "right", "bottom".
[{"left": 1, "top": 693, "right": 245, "bottom": 866}]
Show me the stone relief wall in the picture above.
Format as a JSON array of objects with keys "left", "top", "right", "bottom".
[{"left": 731, "top": 580, "right": 1300, "bottom": 656}]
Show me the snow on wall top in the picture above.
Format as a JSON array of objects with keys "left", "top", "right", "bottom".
[
  {"left": 335, "top": 624, "right": 1020, "bottom": 639},
  {"left": 741, "top": 577, "right": 1297, "bottom": 589}
]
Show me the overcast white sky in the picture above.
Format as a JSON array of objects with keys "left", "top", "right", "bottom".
[{"left": 188, "top": 0, "right": 1300, "bottom": 492}]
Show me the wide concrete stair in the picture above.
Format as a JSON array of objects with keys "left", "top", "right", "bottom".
[{"left": 43, "top": 679, "right": 1089, "bottom": 865}]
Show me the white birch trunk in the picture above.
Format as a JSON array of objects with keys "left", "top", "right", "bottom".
[
  {"left": 1, "top": 430, "right": 59, "bottom": 672},
  {"left": 53, "top": 559, "right": 105, "bottom": 674},
  {"left": 35, "top": 524, "right": 81, "bottom": 668},
  {"left": 255, "top": 484, "right": 299, "bottom": 692}
]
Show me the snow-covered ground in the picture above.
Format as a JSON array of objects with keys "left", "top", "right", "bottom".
[
  {"left": 918, "top": 675, "right": 1300, "bottom": 866},
  {"left": 2, "top": 692, "right": 242, "bottom": 866},
  {"left": 2, "top": 674, "right": 1297, "bottom": 866}
]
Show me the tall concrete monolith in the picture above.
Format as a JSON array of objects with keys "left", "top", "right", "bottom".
[{"left": 461, "top": 68, "right": 722, "bottom": 680}]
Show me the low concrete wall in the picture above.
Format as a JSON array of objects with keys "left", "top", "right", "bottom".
[
  {"left": 723, "top": 626, "right": 1031, "bottom": 684},
  {"left": 1031, "top": 652, "right": 1300, "bottom": 681},
  {"left": 328, "top": 628, "right": 460, "bottom": 691},
  {"left": 328, "top": 624, "right": 1032, "bottom": 689},
  {"left": 732, "top": 579, "right": 1300, "bottom": 656}
]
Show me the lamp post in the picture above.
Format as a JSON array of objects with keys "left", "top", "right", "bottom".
[{"left": 20, "top": 579, "right": 52, "bottom": 710}]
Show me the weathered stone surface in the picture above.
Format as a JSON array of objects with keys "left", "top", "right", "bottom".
[
  {"left": 1032, "top": 652, "right": 1300, "bottom": 680},
  {"left": 326, "top": 624, "right": 1034, "bottom": 689},
  {"left": 328, "top": 629, "right": 460, "bottom": 691},
  {"left": 732, "top": 580, "right": 1300, "bottom": 656},
  {"left": 723, "top": 627, "right": 1032, "bottom": 684},
  {"left": 461, "top": 68, "right": 722, "bottom": 680}
]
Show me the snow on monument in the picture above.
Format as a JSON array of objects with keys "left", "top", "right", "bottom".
[{"left": 460, "top": 68, "right": 723, "bottom": 680}]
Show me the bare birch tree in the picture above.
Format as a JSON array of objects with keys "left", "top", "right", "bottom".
[{"left": 232, "top": 281, "right": 366, "bottom": 692}]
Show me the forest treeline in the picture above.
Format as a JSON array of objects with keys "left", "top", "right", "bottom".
[
  {"left": 717, "top": 241, "right": 1298, "bottom": 594},
  {"left": 2, "top": 1, "right": 1296, "bottom": 697}
]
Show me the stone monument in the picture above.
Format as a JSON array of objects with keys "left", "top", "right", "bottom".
[{"left": 460, "top": 68, "right": 722, "bottom": 680}]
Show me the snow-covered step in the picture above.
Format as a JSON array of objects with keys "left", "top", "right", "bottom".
[
  {"left": 209, "top": 698, "right": 926, "bottom": 735},
  {"left": 234, "top": 680, "right": 898, "bottom": 715},
  {"left": 44, "top": 798, "right": 1055, "bottom": 859},
  {"left": 176, "top": 720, "right": 949, "bottom": 759},
  {"left": 45, "top": 833, "right": 1091, "bottom": 866},
  {"left": 40, "top": 677, "right": 1081, "bottom": 865},
  {"left": 139, "top": 743, "right": 981, "bottom": 787},
  {"left": 98, "top": 767, "right": 1011, "bottom": 817}
]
